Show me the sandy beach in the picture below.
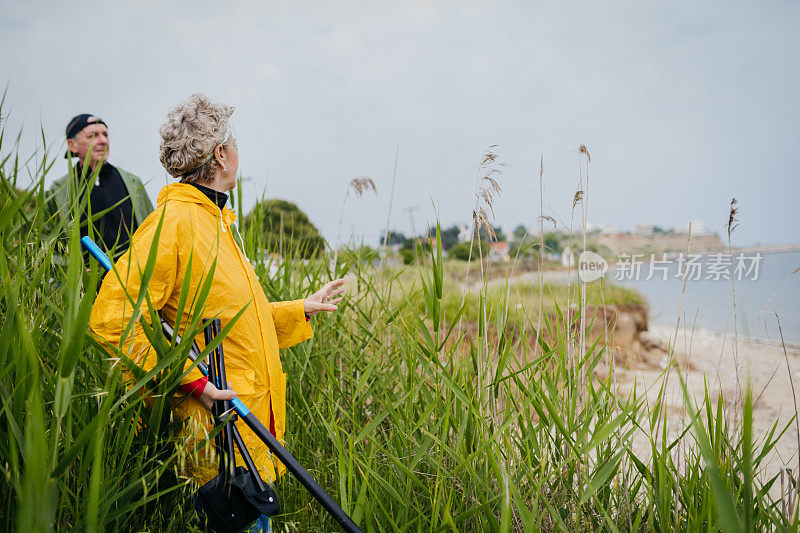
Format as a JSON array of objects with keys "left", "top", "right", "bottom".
[{"left": 618, "top": 322, "right": 800, "bottom": 498}]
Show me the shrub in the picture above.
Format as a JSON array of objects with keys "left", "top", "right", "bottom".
[{"left": 448, "top": 239, "right": 489, "bottom": 261}]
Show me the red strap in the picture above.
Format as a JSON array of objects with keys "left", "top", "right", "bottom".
[{"left": 178, "top": 376, "right": 208, "bottom": 399}]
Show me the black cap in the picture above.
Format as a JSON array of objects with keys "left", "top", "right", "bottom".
[{"left": 64, "top": 114, "right": 107, "bottom": 158}]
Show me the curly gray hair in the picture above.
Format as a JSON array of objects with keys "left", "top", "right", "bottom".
[{"left": 159, "top": 93, "right": 233, "bottom": 183}]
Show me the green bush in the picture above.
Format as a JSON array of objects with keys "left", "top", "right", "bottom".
[
  {"left": 241, "top": 198, "right": 325, "bottom": 259},
  {"left": 448, "top": 239, "right": 489, "bottom": 261},
  {"left": 510, "top": 239, "right": 539, "bottom": 258},
  {"left": 400, "top": 247, "right": 414, "bottom": 264}
]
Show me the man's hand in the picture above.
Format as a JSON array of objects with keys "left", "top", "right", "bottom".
[
  {"left": 304, "top": 278, "right": 346, "bottom": 317},
  {"left": 197, "top": 381, "right": 237, "bottom": 411}
]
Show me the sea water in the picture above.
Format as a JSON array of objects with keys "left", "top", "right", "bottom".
[{"left": 611, "top": 250, "right": 800, "bottom": 345}]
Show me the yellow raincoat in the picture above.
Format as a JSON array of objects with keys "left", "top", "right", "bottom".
[{"left": 89, "top": 183, "right": 312, "bottom": 484}]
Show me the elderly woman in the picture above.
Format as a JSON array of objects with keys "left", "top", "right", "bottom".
[{"left": 89, "top": 94, "right": 343, "bottom": 524}]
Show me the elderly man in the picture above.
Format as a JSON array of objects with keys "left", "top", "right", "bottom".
[{"left": 47, "top": 113, "right": 154, "bottom": 258}]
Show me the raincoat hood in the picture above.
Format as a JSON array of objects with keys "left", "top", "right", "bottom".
[{"left": 157, "top": 183, "right": 237, "bottom": 232}]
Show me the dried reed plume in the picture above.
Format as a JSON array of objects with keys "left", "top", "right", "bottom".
[
  {"left": 472, "top": 145, "right": 504, "bottom": 239},
  {"left": 572, "top": 190, "right": 584, "bottom": 210},
  {"left": 470, "top": 147, "right": 505, "bottom": 422},
  {"left": 348, "top": 177, "right": 377, "bottom": 198},
  {"left": 727, "top": 197, "right": 739, "bottom": 239},
  {"left": 726, "top": 196, "right": 741, "bottom": 407},
  {"left": 333, "top": 177, "right": 377, "bottom": 272},
  {"left": 538, "top": 214, "right": 557, "bottom": 229},
  {"left": 473, "top": 208, "right": 496, "bottom": 242},
  {"left": 458, "top": 145, "right": 505, "bottom": 341}
]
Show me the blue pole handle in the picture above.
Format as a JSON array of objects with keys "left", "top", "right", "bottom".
[
  {"left": 80, "top": 236, "right": 114, "bottom": 271},
  {"left": 231, "top": 397, "right": 250, "bottom": 417}
]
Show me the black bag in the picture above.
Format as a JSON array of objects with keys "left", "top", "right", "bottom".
[{"left": 194, "top": 466, "right": 279, "bottom": 533}]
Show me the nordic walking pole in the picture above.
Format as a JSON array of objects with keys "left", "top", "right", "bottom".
[
  {"left": 204, "top": 318, "right": 236, "bottom": 477},
  {"left": 202, "top": 318, "right": 268, "bottom": 491},
  {"left": 203, "top": 320, "right": 231, "bottom": 477},
  {"left": 81, "top": 236, "right": 363, "bottom": 533}
]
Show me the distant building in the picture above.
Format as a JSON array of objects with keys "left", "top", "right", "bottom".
[
  {"left": 561, "top": 246, "right": 574, "bottom": 267},
  {"left": 488, "top": 241, "right": 510, "bottom": 261},
  {"left": 378, "top": 244, "right": 402, "bottom": 256},
  {"left": 457, "top": 223, "right": 472, "bottom": 243},
  {"left": 679, "top": 220, "right": 709, "bottom": 236},
  {"left": 421, "top": 236, "right": 437, "bottom": 248},
  {"left": 598, "top": 224, "right": 618, "bottom": 235},
  {"left": 634, "top": 224, "right": 654, "bottom": 236},
  {"left": 678, "top": 220, "right": 711, "bottom": 237}
]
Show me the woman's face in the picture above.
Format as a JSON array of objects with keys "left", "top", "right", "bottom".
[{"left": 219, "top": 137, "right": 239, "bottom": 191}]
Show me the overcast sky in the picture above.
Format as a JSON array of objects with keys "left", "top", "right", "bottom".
[{"left": 1, "top": 0, "right": 798, "bottom": 246}]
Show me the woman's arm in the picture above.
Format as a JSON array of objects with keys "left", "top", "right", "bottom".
[
  {"left": 188, "top": 379, "right": 237, "bottom": 411},
  {"left": 269, "top": 299, "right": 313, "bottom": 349}
]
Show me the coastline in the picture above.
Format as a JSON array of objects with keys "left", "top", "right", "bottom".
[
  {"left": 487, "top": 262, "right": 800, "bottom": 496},
  {"left": 620, "top": 322, "right": 800, "bottom": 499}
]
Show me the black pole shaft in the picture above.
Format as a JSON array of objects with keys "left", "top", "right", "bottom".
[
  {"left": 230, "top": 423, "right": 268, "bottom": 491},
  {"left": 204, "top": 319, "right": 267, "bottom": 492},
  {"left": 237, "top": 410, "right": 362, "bottom": 533},
  {"left": 210, "top": 319, "right": 237, "bottom": 475},
  {"left": 203, "top": 323, "right": 226, "bottom": 475}
]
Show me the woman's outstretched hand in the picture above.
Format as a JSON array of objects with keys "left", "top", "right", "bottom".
[
  {"left": 198, "top": 381, "right": 237, "bottom": 411},
  {"left": 304, "top": 278, "right": 346, "bottom": 317}
]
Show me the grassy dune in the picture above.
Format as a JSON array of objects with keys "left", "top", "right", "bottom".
[{"left": 0, "top": 110, "right": 795, "bottom": 531}]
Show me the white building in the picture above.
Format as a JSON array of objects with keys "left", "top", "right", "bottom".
[
  {"left": 679, "top": 221, "right": 709, "bottom": 236},
  {"left": 561, "top": 247, "right": 574, "bottom": 267},
  {"left": 598, "top": 224, "right": 619, "bottom": 235},
  {"left": 488, "top": 241, "right": 510, "bottom": 262},
  {"left": 457, "top": 223, "right": 472, "bottom": 243}
]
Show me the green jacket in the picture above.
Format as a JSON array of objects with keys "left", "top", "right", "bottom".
[{"left": 46, "top": 165, "right": 155, "bottom": 229}]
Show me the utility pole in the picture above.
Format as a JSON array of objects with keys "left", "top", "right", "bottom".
[
  {"left": 404, "top": 206, "right": 418, "bottom": 255},
  {"left": 404, "top": 206, "right": 418, "bottom": 238}
]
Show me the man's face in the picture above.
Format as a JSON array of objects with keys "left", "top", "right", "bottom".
[{"left": 67, "top": 123, "right": 110, "bottom": 168}]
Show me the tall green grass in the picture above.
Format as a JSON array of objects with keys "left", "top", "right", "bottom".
[
  {"left": 0, "top": 102, "right": 228, "bottom": 532},
  {"left": 0, "top": 104, "right": 795, "bottom": 531}
]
